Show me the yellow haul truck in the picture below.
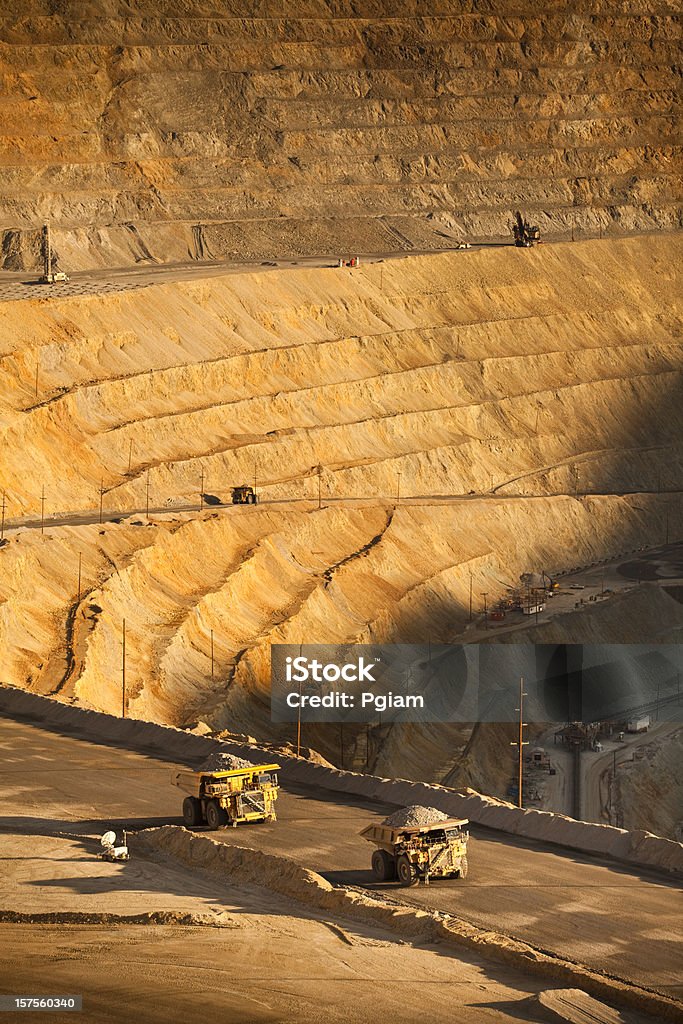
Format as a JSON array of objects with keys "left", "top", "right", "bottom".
[
  {"left": 360, "top": 818, "right": 469, "bottom": 886},
  {"left": 172, "top": 764, "right": 280, "bottom": 829}
]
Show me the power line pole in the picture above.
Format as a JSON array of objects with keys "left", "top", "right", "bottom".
[
  {"left": 121, "top": 618, "right": 126, "bottom": 719},
  {"left": 40, "top": 486, "right": 46, "bottom": 534},
  {"left": 0, "top": 491, "right": 6, "bottom": 542},
  {"left": 510, "top": 677, "right": 529, "bottom": 808},
  {"left": 127, "top": 439, "right": 133, "bottom": 474},
  {"left": 199, "top": 465, "right": 204, "bottom": 511},
  {"left": 99, "top": 478, "right": 104, "bottom": 524},
  {"left": 145, "top": 470, "right": 150, "bottom": 517},
  {"left": 35, "top": 362, "right": 39, "bottom": 399},
  {"left": 317, "top": 464, "right": 322, "bottom": 510},
  {"left": 483, "top": 592, "right": 488, "bottom": 630}
]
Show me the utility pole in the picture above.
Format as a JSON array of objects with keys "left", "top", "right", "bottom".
[
  {"left": 121, "top": 618, "right": 126, "bottom": 719},
  {"left": 210, "top": 629, "right": 214, "bottom": 679},
  {"left": 77, "top": 551, "right": 82, "bottom": 603},
  {"left": 483, "top": 592, "right": 488, "bottom": 630},
  {"left": 127, "top": 439, "right": 133, "bottom": 474},
  {"left": 396, "top": 471, "right": 401, "bottom": 506},
  {"left": 99, "top": 478, "right": 104, "bottom": 524},
  {"left": 35, "top": 362, "right": 39, "bottom": 399},
  {"left": 40, "top": 486, "right": 46, "bottom": 534},
  {"left": 199, "top": 465, "right": 204, "bottom": 511},
  {"left": 145, "top": 470, "right": 150, "bottom": 517},
  {"left": 510, "top": 677, "right": 529, "bottom": 808},
  {"left": 317, "top": 464, "right": 322, "bottom": 510},
  {"left": 0, "top": 491, "right": 6, "bottom": 542}
]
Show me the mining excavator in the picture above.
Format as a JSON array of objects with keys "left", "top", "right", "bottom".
[{"left": 511, "top": 211, "right": 540, "bottom": 247}]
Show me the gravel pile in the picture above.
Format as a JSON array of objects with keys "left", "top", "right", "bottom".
[
  {"left": 383, "top": 805, "right": 448, "bottom": 828},
  {"left": 201, "top": 752, "right": 254, "bottom": 772}
]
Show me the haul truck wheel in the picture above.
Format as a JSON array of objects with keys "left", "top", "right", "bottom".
[
  {"left": 396, "top": 854, "right": 418, "bottom": 887},
  {"left": 206, "top": 799, "right": 229, "bottom": 830},
  {"left": 182, "top": 797, "right": 202, "bottom": 827},
  {"left": 371, "top": 849, "right": 395, "bottom": 882},
  {"left": 458, "top": 856, "right": 469, "bottom": 879}
]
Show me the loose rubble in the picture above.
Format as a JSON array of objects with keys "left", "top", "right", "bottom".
[
  {"left": 200, "top": 752, "right": 254, "bottom": 772},
  {"left": 383, "top": 806, "right": 449, "bottom": 828}
]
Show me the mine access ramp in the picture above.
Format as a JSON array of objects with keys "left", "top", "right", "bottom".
[
  {"left": 360, "top": 817, "right": 469, "bottom": 887},
  {"left": 173, "top": 763, "right": 280, "bottom": 829}
]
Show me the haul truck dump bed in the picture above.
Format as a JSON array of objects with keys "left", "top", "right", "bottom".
[
  {"left": 173, "top": 763, "right": 280, "bottom": 829},
  {"left": 360, "top": 817, "right": 469, "bottom": 886}
]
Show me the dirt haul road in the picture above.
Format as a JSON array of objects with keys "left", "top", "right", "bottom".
[{"left": 1, "top": 715, "right": 681, "bottom": 1002}]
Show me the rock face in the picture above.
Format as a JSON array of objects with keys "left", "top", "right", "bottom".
[
  {"left": 0, "top": 237, "right": 681, "bottom": 754},
  {"left": 0, "top": 1, "right": 681, "bottom": 269}
]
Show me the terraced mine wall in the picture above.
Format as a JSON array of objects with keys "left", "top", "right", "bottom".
[
  {"left": 0, "top": 238, "right": 681, "bottom": 765},
  {"left": 1, "top": 1, "right": 681, "bottom": 269},
  {"left": 1, "top": 685, "right": 682, "bottom": 878}
]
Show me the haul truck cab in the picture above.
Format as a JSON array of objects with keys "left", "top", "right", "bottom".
[{"left": 173, "top": 764, "right": 280, "bottom": 829}]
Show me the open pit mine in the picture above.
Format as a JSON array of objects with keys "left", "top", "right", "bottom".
[{"left": 0, "top": 3, "right": 681, "bottom": 1024}]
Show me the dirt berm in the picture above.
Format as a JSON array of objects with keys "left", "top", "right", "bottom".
[
  {"left": 132, "top": 825, "right": 683, "bottom": 1023},
  {"left": 2, "top": 685, "right": 681, "bottom": 876}
]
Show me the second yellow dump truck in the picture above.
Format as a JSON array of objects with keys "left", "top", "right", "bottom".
[
  {"left": 172, "top": 763, "right": 280, "bottom": 829},
  {"left": 360, "top": 817, "right": 469, "bottom": 886}
]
